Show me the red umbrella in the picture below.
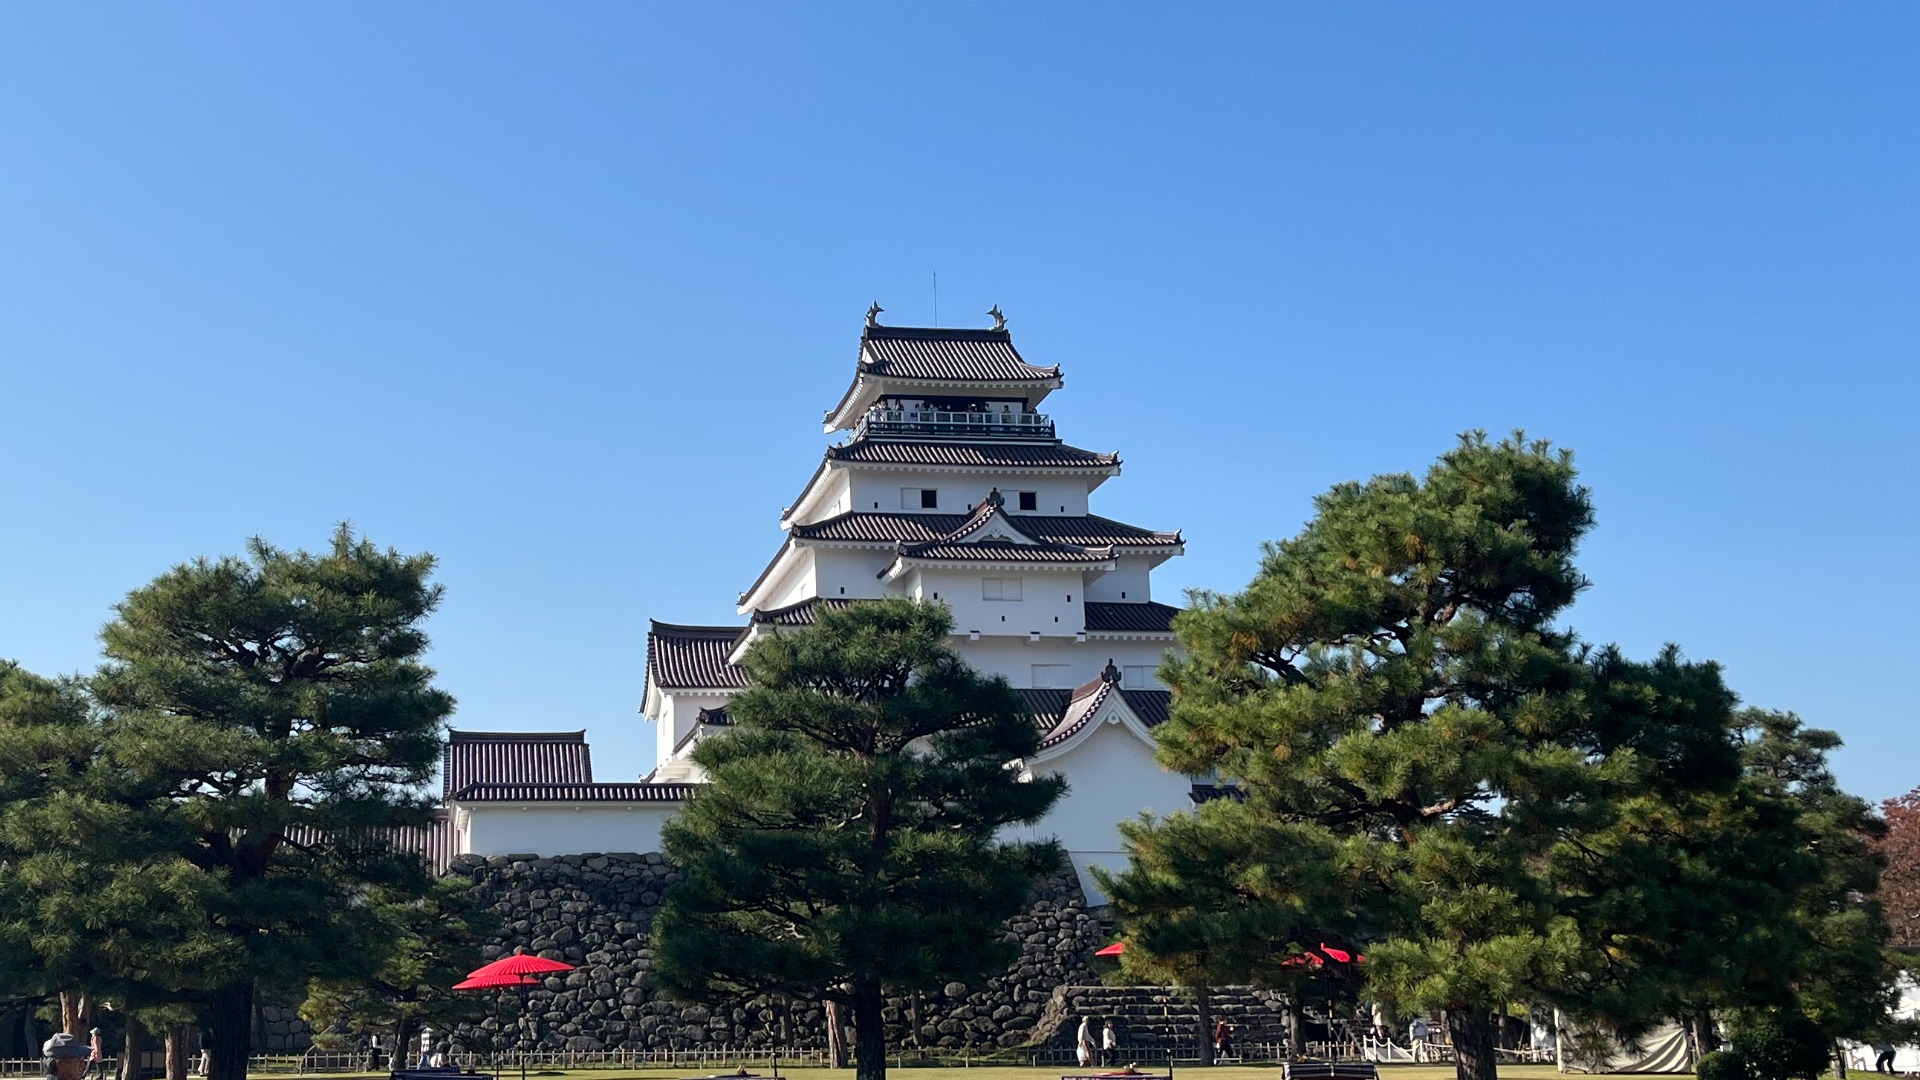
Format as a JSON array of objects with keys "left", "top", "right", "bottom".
[
  {"left": 1094, "top": 942, "right": 1126, "bottom": 957},
  {"left": 468, "top": 948, "right": 576, "bottom": 980},
  {"left": 452, "top": 972, "right": 541, "bottom": 991}
]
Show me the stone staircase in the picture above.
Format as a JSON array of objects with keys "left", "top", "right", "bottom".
[{"left": 1029, "top": 985, "right": 1289, "bottom": 1053}]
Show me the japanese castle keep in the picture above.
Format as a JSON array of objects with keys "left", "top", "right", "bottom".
[{"left": 446, "top": 311, "right": 1197, "bottom": 903}]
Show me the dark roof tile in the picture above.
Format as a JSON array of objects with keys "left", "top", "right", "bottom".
[
  {"left": 790, "top": 511, "right": 1178, "bottom": 548},
  {"left": 647, "top": 622, "right": 750, "bottom": 690},
  {"left": 858, "top": 326, "right": 1059, "bottom": 383},
  {"left": 443, "top": 729, "right": 593, "bottom": 799},
  {"left": 825, "top": 440, "right": 1119, "bottom": 469},
  {"left": 1084, "top": 602, "right": 1183, "bottom": 634},
  {"left": 453, "top": 782, "right": 699, "bottom": 803}
]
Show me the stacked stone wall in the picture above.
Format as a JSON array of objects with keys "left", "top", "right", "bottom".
[
  {"left": 444, "top": 850, "right": 1104, "bottom": 1052},
  {"left": 1030, "top": 985, "right": 1290, "bottom": 1052}
]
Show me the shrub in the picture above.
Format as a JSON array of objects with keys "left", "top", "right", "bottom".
[
  {"left": 1697, "top": 1049, "right": 1749, "bottom": 1080},
  {"left": 1729, "top": 1010, "right": 1831, "bottom": 1080}
]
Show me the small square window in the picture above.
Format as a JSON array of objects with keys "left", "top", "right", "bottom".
[
  {"left": 902, "top": 487, "right": 939, "bottom": 510},
  {"left": 1123, "top": 665, "right": 1156, "bottom": 689},
  {"left": 1017, "top": 491, "right": 1038, "bottom": 511},
  {"left": 920, "top": 488, "right": 938, "bottom": 509},
  {"left": 983, "top": 577, "right": 1023, "bottom": 601}
]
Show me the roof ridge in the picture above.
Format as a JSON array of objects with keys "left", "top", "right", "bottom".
[
  {"left": 649, "top": 620, "right": 747, "bottom": 637},
  {"left": 447, "top": 729, "right": 588, "bottom": 743}
]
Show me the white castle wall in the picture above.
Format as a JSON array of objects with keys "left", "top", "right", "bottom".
[{"left": 460, "top": 803, "right": 681, "bottom": 858}]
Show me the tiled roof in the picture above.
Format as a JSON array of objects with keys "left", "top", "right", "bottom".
[
  {"left": 858, "top": 326, "right": 1060, "bottom": 383},
  {"left": 825, "top": 440, "right": 1119, "bottom": 470},
  {"left": 453, "top": 782, "right": 699, "bottom": 803},
  {"left": 749, "top": 597, "right": 853, "bottom": 626},
  {"left": 1021, "top": 675, "right": 1172, "bottom": 749},
  {"left": 790, "top": 511, "right": 1179, "bottom": 549},
  {"left": 1118, "top": 689, "right": 1172, "bottom": 727},
  {"left": 896, "top": 539, "right": 1114, "bottom": 565},
  {"left": 285, "top": 812, "right": 459, "bottom": 875},
  {"left": 647, "top": 622, "right": 751, "bottom": 690},
  {"left": 443, "top": 729, "right": 593, "bottom": 799},
  {"left": 1084, "top": 602, "right": 1182, "bottom": 634}
]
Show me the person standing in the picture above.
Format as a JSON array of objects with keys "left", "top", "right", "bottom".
[
  {"left": 1102, "top": 1020, "right": 1117, "bottom": 1067},
  {"left": 1214, "top": 1022, "right": 1234, "bottom": 1060},
  {"left": 1409, "top": 1017, "right": 1431, "bottom": 1064},
  {"left": 45, "top": 1035, "right": 92, "bottom": 1080},
  {"left": 1077, "top": 1017, "right": 1096, "bottom": 1068},
  {"left": 1874, "top": 1043, "right": 1897, "bottom": 1074}
]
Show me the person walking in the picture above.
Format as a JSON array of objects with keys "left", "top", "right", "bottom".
[
  {"left": 1214, "top": 1022, "right": 1234, "bottom": 1061},
  {"left": 1409, "top": 1017, "right": 1431, "bottom": 1064},
  {"left": 1077, "top": 1017, "right": 1096, "bottom": 1069},
  {"left": 1102, "top": 1020, "right": 1117, "bottom": 1067},
  {"left": 1874, "top": 1043, "right": 1897, "bottom": 1074}
]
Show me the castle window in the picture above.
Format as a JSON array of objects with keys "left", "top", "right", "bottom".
[
  {"left": 1032, "top": 664, "right": 1073, "bottom": 689},
  {"left": 1017, "top": 491, "right": 1038, "bottom": 511},
  {"left": 1123, "top": 666, "right": 1156, "bottom": 689},
  {"left": 983, "top": 578, "right": 1023, "bottom": 601},
  {"left": 903, "top": 488, "right": 938, "bottom": 510}
]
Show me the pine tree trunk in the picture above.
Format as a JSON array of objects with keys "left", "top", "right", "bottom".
[
  {"left": 164, "top": 1027, "right": 188, "bottom": 1080},
  {"left": 826, "top": 1000, "right": 847, "bottom": 1070},
  {"left": 1448, "top": 1010, "right": 1498, "bottom": 1080},
  {"left": 1691, "top": 1011, "right": 1718, "bottom": 1055},
  {"left": 1285, "top": 1004, "right": 1303, "bottom": 1060},
  {"left": 61, "top": 993, "right": 96, "bottom": 1035},
  {"left": 851, "top": 978, "right": 887, "bottom": 1080},
  {"left": 1832, "top": 1039, "right": 1848, "bottom": 1079},
  {"left": 208, "top": 983, "right": 254, "bottom": 1080},
  {"left": 395, "top": 1019, "right": 418, "bottom": 1071},
  {"left": 1194, "top": 984, "right": 1214, "bottom": 1068},
  {"left": 122, "top": 1013, "right": 145, "bottom": 1080}
]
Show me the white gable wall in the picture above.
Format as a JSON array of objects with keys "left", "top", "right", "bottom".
[
  {"left": 950, "top": 635, "right": 1172, "bottom": 688},
  {"left": 1009, "top": 715, "right": 1194, "bottom": 904}
]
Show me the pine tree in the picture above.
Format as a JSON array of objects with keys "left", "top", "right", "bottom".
[
  {"left": 300, "top": 874, "right": 499, "bottom": 1060},
  {"left": 90, "top": 526, "right": 455, "bottom": 1080},
  {"left": 1151, "top": 433, "right": 1599, "bottom": 1080},
  {"left": 1093, "top": 801, "right": 1355, "bottom": 1063},
  {"left": 652, "top": 598, "right": 1065, "bottom": 1080}
]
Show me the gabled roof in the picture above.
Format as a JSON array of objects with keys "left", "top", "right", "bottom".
[
  {"left": 646, "top": 621, "right": 751, "bottom": 690},
  {"left": 788, "top": 510, "right": 1180, "bottom": 549},
  {"left": 1029, "top": 664, "right": 1175, "bottom": 749},
  {"left": 1084, "top": 601, "right": 1183, "bottom": 634},
  {"left": 858, "top": 325, "right": 1059, "bottom": 383},
  {"left": 443, "top": 729, "right": 593, "bottom": 799},
  {"left": 893, "top": 539, "right": 1115, "bottom": 566},
  {"left": 824, "top": 440, "right": 1120, "bottom": 470},
  {"left": 452, "top": 782, "right": 699, "bottom": 803}
]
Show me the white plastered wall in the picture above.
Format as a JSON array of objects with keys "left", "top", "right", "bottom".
[
  {"left": 458, "top": 802, "right": 683, "bottom": 858},
  {"left": 915, "top": 567, "right": 1086, "bottom": 643},
  {"left": 1083, "top": 557, "right": 1155, "bottom": 603},
  {"left": 951, "top": 635, "right": 1172, "bottom": 688},
  {"left": 654, "top": 690, "right": 730, "bottom": 764},
  {"left": 1008, "top": 713, "right": 1195, "bottom": 904},
  {"left": 844, "top": 471, "right": 1092, "bottom": 517},
  {"left": 809, "top": 547, "right": 898, "bottom": 601}
]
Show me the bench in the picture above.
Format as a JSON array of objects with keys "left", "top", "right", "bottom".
[{"left": 1283, "top": 1064, "right": 1380, "bottom": 1080}]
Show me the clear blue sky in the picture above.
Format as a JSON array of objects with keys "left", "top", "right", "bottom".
[{"left": 3, "top": 6, "right": 1915, "bottom": 798}]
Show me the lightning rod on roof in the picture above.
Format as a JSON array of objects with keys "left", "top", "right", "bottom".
[{"left": 933, "top": 270, "right": 939, "bottom": 327}]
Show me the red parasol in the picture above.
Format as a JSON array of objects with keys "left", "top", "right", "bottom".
[
  {"left": 467, "top": 948, "right": 576, "bottom": 980},
  {"left": 452, "top": 972, "right": 541, "bottom": 991},
  {"left": 1094, "top": 942, "right": 1126, "bottom": 957}
]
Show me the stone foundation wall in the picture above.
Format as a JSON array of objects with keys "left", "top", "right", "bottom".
[
  {"left": 1030, "top": 985, "right": 1290, "bottom": 1051},
  {"left": 444, "top": 850, "right": 1104, "bottom": 1052}
]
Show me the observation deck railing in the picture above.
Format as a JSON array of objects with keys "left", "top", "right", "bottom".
[{"left": 856, "top": 406, "right": 1055, "bottom": 441}]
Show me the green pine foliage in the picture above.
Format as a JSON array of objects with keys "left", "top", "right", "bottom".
[
  {"left": 1142, "top": 433, "right": 1597, "bottom": 1080},
  {"left": 1112, "top": 432, "right": 1897, "bottom": 1080},
  {"left": 87, "top": 525, "right": 455, "bottom": 1080},
  {"left": 653, "top": 598, "right": 1065, "bottom": 1080}
]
